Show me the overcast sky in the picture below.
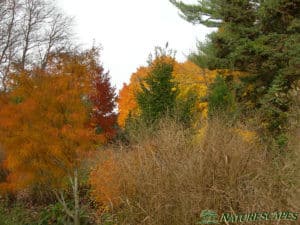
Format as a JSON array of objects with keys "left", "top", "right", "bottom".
[{"left": 58, "top": 0, "right": 214, "bottom": 91}]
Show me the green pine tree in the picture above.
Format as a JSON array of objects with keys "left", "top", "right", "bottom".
[
  {"left": 137, "top": 49, "right": 177, "bottom": 123},
  {"left": 171, "top": 0, "right": 300, "bottom": 139},
  {"left": 171, "top": 0, "right": 258, "bottom": 70}
]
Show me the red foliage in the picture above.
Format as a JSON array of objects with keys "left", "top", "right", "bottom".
[{"left": 89, "top": 70, "right": 117, "bottom": 142}]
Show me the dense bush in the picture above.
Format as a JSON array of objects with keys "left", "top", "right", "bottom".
[{"left": 90, "top": 117, "right": 298, "bottom": 225}]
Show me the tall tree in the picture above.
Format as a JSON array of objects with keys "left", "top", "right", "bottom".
[
  {"left": 171, "top": 0, "right": 300, "bottom": 142},
  {"left": 0, "top": 49, "right": 113, "bottom": 224},
  {"left": 137, "top": 48, "right": 177, "bottom": 123},
  {"left": 88, "top": 49, "right": 117, "bottom": 142},
  {"left": 0, "top": 0, "right": 73, "bottom": 92},
  {"left": 257, "top": 0, "right": 300, "bottom": 142},
  {"left": 170, "top": 0, "right": 258, "bottom": 70}
]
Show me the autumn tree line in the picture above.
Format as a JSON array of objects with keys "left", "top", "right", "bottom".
[{"left": 0, "top": 0, "right": 299, "bottom": 224}]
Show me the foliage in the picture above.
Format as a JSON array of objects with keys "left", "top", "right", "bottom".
[
  {"left": 118, "top": 60, "right": 222, "bottom": 128},
  {"left": 38, "top": 201, "right": 91, "bottom": 225},
  {"left": 0, "top": 49, "right": 103, "bottom": 193},
  {"left": 117, "top": 66, "right": 149, "bottom": 128},
  {"left": 208, "top": 74, "right": 235, "bottom": 116},
  {"left": 89, "top": 151, "right": 121, "bottom": 207},
  {"left": 0, "top": 1, "right": 298, "bottom": 224},
  {"left": 89, "top": 117, "right": 298, "bottom": 225},
  {"left": 137, "top": 55, "right": 177, "bottom": 123},
  {"left": 0, "top": 201, "right": 92, "bottom": 225},
  {"left": 38, "top": 202, "right": 73, "bottom": 225},
  {"left": 173, "top": 61, "right": 216, "bottom": 123},
  {"left": 0, "top": 0, "right": 74, "bottom": 91},
  {"left": 171, "top": 0, "right": 300, "bottom": 141},
  {"left": 88, "top": 49, "right": 117, "bottom": 142},
  {"left": 175, "top": 90, "right": 198, "bottom": 125},
  {"left": 0, "top": 202, "right": 37, "bottom": 225},
  {"left": 170, "top": 0, "right": 257, "bottom": 28},
  {"left": 171, "top": 0, "right": 258, "bottom": 71}
]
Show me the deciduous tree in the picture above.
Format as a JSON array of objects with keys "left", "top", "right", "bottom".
[
  {"left": 0, "top": 0, "right": 73, "bottom": 92},
  {"left": 0, "top": 49, "right": 114, "bottom": 224},
  {"left": 89, "top": 58, "right": 117, "bottom": 142}
]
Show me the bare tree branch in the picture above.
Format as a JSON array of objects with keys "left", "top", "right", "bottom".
[{"left": 0, "top": 0, "right": 74, "bottom": 91}]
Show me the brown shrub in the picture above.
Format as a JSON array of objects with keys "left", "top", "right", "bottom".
[{"left": 90, "top": 117, "right": 298, "bottom": 225}]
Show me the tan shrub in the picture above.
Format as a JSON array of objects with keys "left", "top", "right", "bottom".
[{"left": 90, "top": 117, "right": 298, "bottom": 225}]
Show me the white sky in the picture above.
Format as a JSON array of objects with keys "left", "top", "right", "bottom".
[{"left": 58, "top": 0, "right": 214, "bottom": 91}]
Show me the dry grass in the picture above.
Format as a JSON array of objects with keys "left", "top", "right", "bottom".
[{"left": 91, "top": 117, "right": 299, "bottom": 225}]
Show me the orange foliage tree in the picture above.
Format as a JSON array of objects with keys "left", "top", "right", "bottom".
[
  {"left": 0, "top": 49, "right": 114, "bottom": 224},
  {"left": 117, "top": 66, "right": 149, "bottom": 127}
]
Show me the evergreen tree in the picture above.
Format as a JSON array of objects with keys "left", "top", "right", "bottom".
[
  {"left": 171, "top": 0, "right": 258, "bottom": 70},
  {"left": 137, "top": 48, "right": 177, "bottom": 123},
  {"left": 208, "top": 74, "right": 235, "bottom": 116},
  {"left": 256, "top": 0, "right": 300, "bottom": 142},
  {"left": 171, "top": 0, "right": 300, "bottom": 140}
]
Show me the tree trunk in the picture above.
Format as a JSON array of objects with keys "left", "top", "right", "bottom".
[
  {"left": 54, "top": 168, "right": 81, "bottom": 225},
  {"left": 73, "top": 168, "right": 80, "bottom": 225}
]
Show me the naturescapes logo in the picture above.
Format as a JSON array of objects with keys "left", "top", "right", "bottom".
[
  {"left": 198, "top": 210, "right": 219, "bottom": 224},
  {"left": 197, "top": 210, "right": 299, "bottom": 224}
]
